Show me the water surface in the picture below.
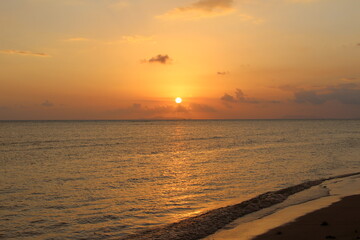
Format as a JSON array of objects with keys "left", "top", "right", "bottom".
[{"left": 1, "top": 120, "right": 359, "bottom": 239}]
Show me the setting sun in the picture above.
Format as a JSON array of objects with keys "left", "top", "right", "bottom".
[{"left": 175, "top": 97, "right": 182, "bottom": 104}]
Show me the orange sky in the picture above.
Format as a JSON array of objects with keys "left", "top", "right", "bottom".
[{"left": 0, "top": 0, "right": 359, "bottom": 119}]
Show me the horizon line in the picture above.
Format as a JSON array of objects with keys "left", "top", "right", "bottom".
[{"left": 0, "top": 118, "right": 359, "bottom": 121}]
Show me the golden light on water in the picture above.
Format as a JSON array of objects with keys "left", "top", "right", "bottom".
[{"left": 175, "top": 97, "right": 182, "bottom": 104}]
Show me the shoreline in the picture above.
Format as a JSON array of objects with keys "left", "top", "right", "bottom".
[
  {"left": 204, "top": 172, "right": 360, "bottom": 240},
  {"left": 120, "top": 172, "right": 360, "bottom": 240}
]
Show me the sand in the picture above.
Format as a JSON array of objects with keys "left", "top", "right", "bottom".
[
  {"left": 253, "top": 194, "right": 360, "bottom": 240},
  {"left": 203, "top": 173, "right": 360, "bottom": 240}
]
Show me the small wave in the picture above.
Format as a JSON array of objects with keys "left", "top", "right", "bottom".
[
  {"left": 43, "top": 222, "right": 69, "bottom": 230},
  {"left": 76, "top": 214, "right": 120, "bottom": 225},
  {"left": 0, "top": 204, "right": 28, "bottom": 210},
  {"left": 127, "top": 177, "right": 152, "bottom": 183},
  {"left": 30, "top": 219, "right": 48, "bottom": 224},
  {"left": 187, "top": 136, "right": 225, "bottom": 141},
  {"left": 96, "top": 224, "right": 131, "bottom": 233},
  {"left": 56, "top": 177, "right": 86, "bottom": 182}
]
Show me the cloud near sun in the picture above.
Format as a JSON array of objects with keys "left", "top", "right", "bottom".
[
  {"left": 157, "top": 0, "right": 236, "bottom": 20},
  {"left": 112, "top": 103, "right": 216, "bottom": 118}
]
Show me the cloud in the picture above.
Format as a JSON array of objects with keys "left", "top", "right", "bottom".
[
  {"left": 109, "top": 1, "right": 129, "bottom": 10},
  {"left": 221, "top": 88, "right": 258, "bottom": 103},
  {"left": 157, "top": 0, "right": 236, "bottom": 20},
  {"left": 189, "top": 103, "right": 217, "bottom": 112},
  {"left": 293, "top": 83, "right": 360, "bottom": 105},
  {"left": 285, "top": 0, "right": 320, "bottom": 3},
  {"left": 294, "top": 91, "right": 324, "bottom": 104},
  {"left": 112, "top": 102, "right": 216, "bottom": 118},
  {"left": 121, "top": 35, "right": 155, "bottom": 44},
  {"left": 238, "top": 14, "right": 264, "bottom": 24},
  {"left": 0, "top": 49, "right": 50, "bottom": 57},
  {"left": 221, "top": 93, "right": 236, "bottom": 103},
  {"left": 41, "top": 100, "right": 54, "bottom": 107},
  {"left": 340, "top": 77, "right": 357, "bottom": 82},
  {"left": 217, "top": 71, "right": 229, "bottom": 75},
  {"left": 221, "top": 88, "right": 281, "bottom": 105},
  {"left": 143, "top": 54, "right": 172, "bottom": 64},
  {"left": 114, "top": 103, "right": 186, "bottom": 116},
  {"left": 64, "top": 37, "right": 91, "bottom": 42}
]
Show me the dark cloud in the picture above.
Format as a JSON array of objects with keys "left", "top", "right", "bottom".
[
  {"left": 144, "top": 54, "right": 171, "bottom": 64},
  {"left": 0, "top": 106, "right": 11, "bottom": 119},
  {"left": 126, "top": 103, "right": 175, "bottom": 114},
  {"left": 41, "top": 100, "right": 54, "bottom": 107},
  {"left": 282, "top": 114, "right": 319, "bottom": 120},
  {"left": 176, "top": 105, "right": 189, "bottom": 113},
  {"left": 293, "top": 83, "right": 360, "bottom": 105},
  {"left": 112, "top": 102, "right": 217, "bottom": 118},
  {"left": 220, "top": 93, "right": 236, "bottom": 103},
  {"left": 189, "top": 103, "right": 216, "bottom": 112},
  {"left": 294, "top": 91, "right": 325, "bottom": 105},
  {"left": 217, "top": 71, "right": 229, "bottom": 75},
  {"left": 221, "top": 88, "right": 279, "bottom": 105}
]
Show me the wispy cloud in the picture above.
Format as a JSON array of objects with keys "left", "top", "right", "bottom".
[
  {"left": 340, "top": 77, "right": 358, "bottom": 82},
  {"left": 0, "top": 49, "right": 50, "bottom": 57},
  {"left": 121, "top": 35, "right": 155, "bottom": 44},
  {"left": 285, "top": 0, "right": 320, "bottom": 3},
  {"left": 217, "top": 71, "right": 229, "bottom": 75},
  {"left": 157, "top": 0, "right": 236, "bottom": 20},
  {"left": 109, "top": 1, "right": 129, "bottom": 10},
  {"left": 41, "top": 100, "right": 54, "bottom": 107},
  {"left": 238, "top": 14, "right": 264, "bottom": 24},
  {"left": 64, "top": 37, "right": 91, "bottom": 42},
  {"left": 64, "top": 35, "right": 155, "bottom": 45},
  {"left": 143, "top": 54, "right": 172, "bottom": 64}
]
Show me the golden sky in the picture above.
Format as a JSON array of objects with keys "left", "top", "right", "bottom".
[{"left": 0, "top": 0, "right": 359, "bottom": 119}]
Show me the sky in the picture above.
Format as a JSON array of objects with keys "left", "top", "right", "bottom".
[{"left": 0, "top": 0, "right": 359, "bottom": 120}]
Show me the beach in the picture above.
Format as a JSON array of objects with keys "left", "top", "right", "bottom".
[
  {"left": 204, "top": 173, "right": 360, "bottom": 240},
  {"left": 253, "top": 194, "right": 360, "bottom": 240}
]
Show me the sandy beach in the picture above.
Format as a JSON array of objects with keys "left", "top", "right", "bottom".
[
  {"left": 203, "top": 173, "right": 360, "bottom": 240},
  {"left": 253, "top": 194, "right": 360, "bottom": 240}
]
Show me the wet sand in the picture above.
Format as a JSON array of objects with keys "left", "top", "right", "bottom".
[{"left": 253, "top": 194, "right": 360, "bottom": 240}]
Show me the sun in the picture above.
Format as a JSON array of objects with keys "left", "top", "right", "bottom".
[{"left": 175, "top": 97, "right": 182, "bottom": 104}]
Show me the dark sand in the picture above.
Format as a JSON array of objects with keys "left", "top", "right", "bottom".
[{"left": 253, "top": 194, "right": 360, "bottom": 240}]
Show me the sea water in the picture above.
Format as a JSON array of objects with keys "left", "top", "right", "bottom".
[{"left": 0, "top": 120, "right": 359, "bottom": 239}]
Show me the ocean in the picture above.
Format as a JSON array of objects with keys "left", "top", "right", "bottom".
[{"left": 1, "top": 120, "right": 359, "bottom": 239}]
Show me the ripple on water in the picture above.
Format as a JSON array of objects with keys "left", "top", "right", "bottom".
[{"left": 76, "top": 214, "right": 121, "bottom": 224}]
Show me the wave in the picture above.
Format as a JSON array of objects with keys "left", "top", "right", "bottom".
[{"left": 120, "top": 172, "right": 360, "bottom": 240}]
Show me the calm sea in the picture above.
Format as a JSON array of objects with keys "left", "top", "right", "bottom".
[{"left": 1, "top": 120, "right": 359, "bottom": 239}]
